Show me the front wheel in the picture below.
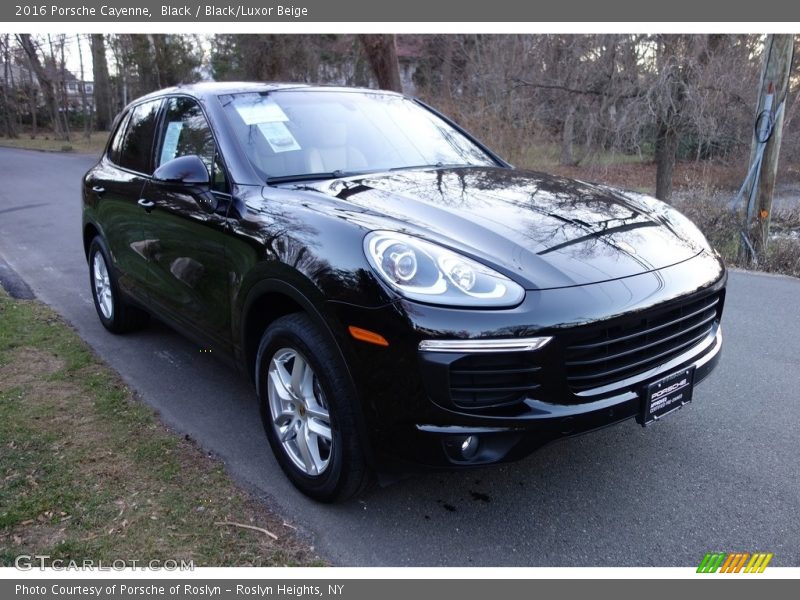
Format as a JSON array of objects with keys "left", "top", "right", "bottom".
[{"left": 256, "top": 313, "right": 371, "bottom": 502}]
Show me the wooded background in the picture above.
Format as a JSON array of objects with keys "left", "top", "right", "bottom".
[
  {"left": 1, "top": 33, "right": 798, "bottom": 272},
  {"left": 2, "top": 34, "right": 799, "bottom": 195}
]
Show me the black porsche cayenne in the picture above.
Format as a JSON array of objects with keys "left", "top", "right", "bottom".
[{"left": 82, "top": 83, "right": 725, "bottom": 501}]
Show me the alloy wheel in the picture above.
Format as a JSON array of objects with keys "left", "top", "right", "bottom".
[
  {"left": 267, "top": 347, "right": 333, "bottom": 476},
  {"left": 92, "top": 251, "right": 113, "bottom": 319}
]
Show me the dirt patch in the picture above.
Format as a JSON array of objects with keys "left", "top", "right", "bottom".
[
  {"left": 0, "top": 347, "right": 65, "bottom": 390},
  {"left": 1, "top": 522, "right": 68, "bottom": 553}
]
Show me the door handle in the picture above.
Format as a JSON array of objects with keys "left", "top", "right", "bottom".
[
  {"left": 91, "top": 185, "right": 105, "bottom": 195},
  {"left": 138, "top": 198, "right": 155, "bottom": 211}
]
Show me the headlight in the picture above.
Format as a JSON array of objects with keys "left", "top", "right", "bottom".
[{"left": 364, "top": 231, "right": 525, "bottom": 307}]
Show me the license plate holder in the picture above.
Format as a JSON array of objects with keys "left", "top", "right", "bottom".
[{"left": 639, "top": 366, "right": 695, "bottom": 426}]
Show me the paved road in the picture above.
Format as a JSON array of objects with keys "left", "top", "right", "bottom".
[{"left": 1, "top": 147, "right": 799, "bottom": 567}]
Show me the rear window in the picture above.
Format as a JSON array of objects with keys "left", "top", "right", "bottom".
[
  {"left": 114, "top": 99, "right": 162, "bottom": 174},
  {"left": 107, "top": 112, "right": 130, "bottom": 165}
]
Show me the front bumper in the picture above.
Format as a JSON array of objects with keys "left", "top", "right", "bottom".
[
  {"left": 329, "top": 252, "right": 727, "bottom": 470},
  {"left": 406, "top": 323, "right": 721, "bottom": 468}
]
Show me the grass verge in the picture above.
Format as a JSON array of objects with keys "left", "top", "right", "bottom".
[
  {"left": 0, "top": 132, "right": 109, "bottom": 156},
  {"left": 0, "top": 290, "right": 323, "bottom": 567}
]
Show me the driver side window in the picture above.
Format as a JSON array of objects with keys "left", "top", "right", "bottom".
[{"left": 158, "top": 97, "right": 228, "bottom": 193}]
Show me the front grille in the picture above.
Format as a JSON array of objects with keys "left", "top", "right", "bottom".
[
  {"left": 565, "top": 291, "right": 722, "bottom": 392},
  {"left": 448, "top": 352, "right": 541, "bottom": 409}
]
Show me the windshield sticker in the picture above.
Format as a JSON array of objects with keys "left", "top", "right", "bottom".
[
  {"left": 160, "top": 121, "right": 183, "bottom": 165},
  {"left": 235, "top": 99, "right": 289, "bottom": 125},
  {"left": 257, "top": 122, "right": 301, "bottom": 153}
]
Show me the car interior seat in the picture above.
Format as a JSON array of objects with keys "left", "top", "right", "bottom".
[{"left": 306, "top": 122, "right": 368, "bottom": 173}]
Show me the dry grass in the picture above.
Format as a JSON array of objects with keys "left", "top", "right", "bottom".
[
  {"left": 455, "top": 110, "right": 795, "bottom": 197},
  {"left": 548, "top": 160, "right": 750, "bottom": 196},
  {"left": 673, "top": 198, "right": 800, "bottom": 279},
  {"left": 0, "top": 131, "right": 109, "bottom": 156}
]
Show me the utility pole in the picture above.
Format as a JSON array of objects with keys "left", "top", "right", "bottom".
[{"left": 741, "top": 34, "right": 794, "bottom": 260}]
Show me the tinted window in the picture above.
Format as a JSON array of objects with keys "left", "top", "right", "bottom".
[
  {"left": 107, "top": 112, "right": 130, "bottom": 165},
  {"left": 118, "top": 99, "right": 162, "bottom": 174},
  {"left": 158, "top": 97, "right": 226, "bottom": 192}
]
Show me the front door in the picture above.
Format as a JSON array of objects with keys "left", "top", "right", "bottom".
[{"left": 139, "top": 96, "right": 233, "bottom": 353}]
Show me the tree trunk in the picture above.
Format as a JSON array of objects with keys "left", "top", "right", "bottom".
[
  {"left": 57, "top": 35, "right": 71, "bottom": 141},
  {"left": 553, "top": 38, "right": 581, "bottom": 167},
  {"left": 560, "top": 106, "right": 576, "bottom": 166},
  {"left": 1, "top": 35, "right": 18, "bottom": 138},
  {"left": 129, "top": 34, "right": 158, "bottom": 94},
  {"left": 77, "top": 35, "right": 92, "bottom": 140},
  {"left": 439, "top": 35, "right": 454, "bottom": 109},
  {"left": 110, "top": 36, "right": 130, "bottom": 106},
  {"left": 654, "top": 121, "right": 678, "bottom": 202},
  {"left": 27, "top": 52, "right": 37, "bottom": 136},
  {"left": 17, "top": 34, "right": 66, "bottom": 140},
  {"left": 8, "top": 41, "right": 20, "bottom": 133},
  {"left": 653, "top": 36, "right": 686, "bottom": 203},
  {"left": 90, "top": 34, "right": 113, "bottom": 131},
  {"left": 358, "top": 34, "right": 403, "bottom": 93},
  {"left": 148, "top": 34, "right": 164, "bottom": 89}
]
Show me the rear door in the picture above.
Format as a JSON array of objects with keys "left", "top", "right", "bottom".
[
  {"left": 88, "top": 99, "right": 163, "bottom": 304},
  {"left": 139, "top": 95, "right": 234, "bottom": 352}
]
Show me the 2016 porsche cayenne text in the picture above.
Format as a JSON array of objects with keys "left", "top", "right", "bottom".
[{"left": 82, "top": 83, "right": 725, "bottom": 501}]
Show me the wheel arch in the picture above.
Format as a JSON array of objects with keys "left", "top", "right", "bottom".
[
  {"left": 83, "top": 222, "right": 101, "bottom": 261},
  {"left": 240, "top": 278, "right": 348, "bottom": 383},
  {"left": 239, "top": 277, "right": 376, "bottom": 466}
]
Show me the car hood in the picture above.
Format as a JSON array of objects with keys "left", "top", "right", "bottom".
[{"left": 282, "top": 166, "right": 709, "bottom": 290}]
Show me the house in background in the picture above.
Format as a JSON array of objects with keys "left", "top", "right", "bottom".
[
  {"left": 63, "top": 73, "right": 94, "bottom": 111},
  {"left": 1, "top": 60, "right": 94, "bottom": 114}
]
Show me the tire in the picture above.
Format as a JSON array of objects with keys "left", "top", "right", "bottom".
[
  {"left": 256, "top": 313, "right": 371, "bottom": 502},
  {"left": 88, "top": 236, "right": 149, "bottom": 333}
]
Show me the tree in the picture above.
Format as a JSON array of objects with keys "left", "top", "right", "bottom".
[
  {"left": 650, "top": 35, "right": 731, "bottom": 202},
  {"left": 91, "top": 34, "right": 114, "bottom": 130},
  {"left": 17, "top": 33, "right": 68, "bottom": 140},
  {"left": 652, "top": 36, "right": 690, "bottom": 202},
  {"left": 123, "top": 34, "right": 201, "bottom": 97},
  {"left": 55, "top": 35, "right": 70, "bottom": 140},
  {"left": 358, "top": 35, "right": 403, "bottom": 92},
  {"left": 128, "top": 34, "right": 158, "bottom": 92},
  {"left": 76, "top": 35, "right": 91, "bottom": 139},
  {"left": 24, "top": 46, "right": 39, "bottom": 136},
  {"left": 1, "top": 34, "right": 19, "bottom": 138},
  {"left": 210, "top": 34, "right": 353, "bottom": 84},
  {"left": 149, "top": 34, "right": 202, "bottom": 87}
]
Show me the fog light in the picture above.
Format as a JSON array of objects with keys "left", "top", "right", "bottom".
[{"left": 460, "top": 435, "right": 479, "bottom": 459}]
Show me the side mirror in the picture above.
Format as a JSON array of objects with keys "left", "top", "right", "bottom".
[{"left": 153, "top": 155, "right": 210, "bottom": 186}]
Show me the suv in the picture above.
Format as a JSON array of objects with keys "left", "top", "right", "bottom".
[{"left": 83, "top": 83, "right": 725, "bottom": 501}]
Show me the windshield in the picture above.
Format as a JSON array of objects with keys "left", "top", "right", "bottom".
[{"left": 219, "top": 90, "right": 496, "bottom": 183}]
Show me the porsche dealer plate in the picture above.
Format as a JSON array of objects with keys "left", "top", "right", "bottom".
[{"left": 640, "top": 366, "right": 695, "bottom": 426}]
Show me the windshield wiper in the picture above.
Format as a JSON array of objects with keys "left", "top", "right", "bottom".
[
  {"left": 267, "top": 163, "right": 482, "bottom": 184},
  {"left": 387, "top": 162, "right": 480, "bottom": 172},
  {"left": 267, "top": 170, "right": 361, "bottom": 185}
]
